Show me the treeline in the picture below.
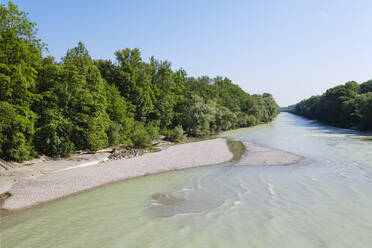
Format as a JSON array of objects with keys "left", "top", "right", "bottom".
[
  {"left": 291, "top": 80, "right": 372, "bottom": 130},
  {"left": 0, "top": 2, "right": 279, "bottom": 162}
]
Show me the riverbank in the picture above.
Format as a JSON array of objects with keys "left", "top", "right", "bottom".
[
  {"left": 1, "top": 138, "right": 233, "bottom": 212},
  {"left": 1, "top": 138, "right": 304, "bottom": 213}
]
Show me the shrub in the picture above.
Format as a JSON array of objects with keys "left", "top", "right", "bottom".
[
  {"left": 146, "top": 122, "right": 159, "bottom": 138},
  {"left": 247, "top": 115, "right": 256, "bottom": 126},
  {"left": 131, "top": 123, "right": 152, "bottom": 148},
  {"left": 161, "top": 129, "right": 173, "bottom": 141},
  {"left": 173, "top": 125, "right": 184, "bottom": 141},
  {"left": 163, "top": 125, "right": 184, "bottom": 142},
  {"left": 107, "top": 123, "right": 121, "bottom": 146}
]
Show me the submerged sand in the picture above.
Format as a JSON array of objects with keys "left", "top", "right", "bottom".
[
  {"left": 236, "top": 141, "right": 303, "bottom": 166},
  {"left": 1, "top": 138, "right": 233, "bottom": 211}
]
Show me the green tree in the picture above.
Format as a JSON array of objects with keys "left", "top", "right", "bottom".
[
  {"left": 359, "top": 80, "right": 372, "bottom": 94},
  {"left": 0, "top": 102, "right": 36, "bottom": 161},
  {"left": 0, "top": 1, "right": 43, "bottom": 161},
  {"left": 0, "top": 2, "right": 282, "bottom": 161},
  {"left": 35, "top": 43, "right": 112, "bottom": 154},
  {"left": 356, "top": 92, "right": 372, "bottom": 130},
  {"left": 293, "top": 80, "right": 372, "bottom": 131}
]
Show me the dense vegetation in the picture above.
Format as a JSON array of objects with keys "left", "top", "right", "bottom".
[
  {"left": 0, "top": 2, "right": 279, "bottom": 162},
  {"left": 291, "top": 80, "right": 372, "bottom": 131}
]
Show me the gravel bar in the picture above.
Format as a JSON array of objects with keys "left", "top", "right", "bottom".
[
  {"left": 235, "top": 142, "right": 303, "bottom": 166},
  {"left": 2, "top": 138, "right": 233, "bottom": 211}
]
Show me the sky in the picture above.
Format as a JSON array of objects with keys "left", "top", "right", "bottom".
[{"left": 6, "top": 0, "right": 372, "bottom": 106}]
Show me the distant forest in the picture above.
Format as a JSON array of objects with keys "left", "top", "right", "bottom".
[
  {"left": 0, "top": 2, "right": 279, "bottom": 162},
  {"left": 291, "top": 80, "right": 372, "bottom": 131}
]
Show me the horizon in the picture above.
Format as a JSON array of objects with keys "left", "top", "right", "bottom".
[{"left": 8, "top": 0, "right": 372, "bottom": 106}]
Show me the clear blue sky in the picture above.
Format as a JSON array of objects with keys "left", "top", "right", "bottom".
[{"left": 7, "top": 0, "right": 372, "bottom": 106}]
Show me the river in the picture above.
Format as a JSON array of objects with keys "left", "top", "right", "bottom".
[{"left": 1, "top": 112, "right": 372, "bottom": 248}]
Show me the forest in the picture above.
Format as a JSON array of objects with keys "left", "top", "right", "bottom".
[
  {"left": 291, "top": 80, "right": 372, "bottom": 131},
  {"left": 0, "top": 2, "right": 279, "bottom": 162}
]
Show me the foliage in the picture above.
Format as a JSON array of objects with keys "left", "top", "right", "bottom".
[
  {"left": 131, "top": 123, "right": 152, "bottom": 148},
  {"left": 359, "top": 80, "right": 372, "bottom": 94},
  {"left": 0, "top": 102, "right": 36, "bottom": 161},
  {"left": 173, "top": 126, "right": 184, "bottom": 141},
  {"left": 292, "top": 80, "right": 372, "bottom": 131},
  {"left": 34, "top": 109, "right": 74, "bottom": 156},
  {"left": 145, "top": 122, "right": 159, "bottom": 138},
  {"left": 355, "top": 92, "right": 372, "bottom": 130},
  {"left": 163, "top": 125, "right": 184, "bottom": 142},
  {"left": 0, "top": 2, "right": 280, "bottom": 161},
  {"left": 0, "top": 1, "right": 42, "bottom": 161}
]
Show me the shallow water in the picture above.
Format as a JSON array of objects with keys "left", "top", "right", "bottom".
[{"left": 2, "top": 113, "right": 372, "bottom": 248}]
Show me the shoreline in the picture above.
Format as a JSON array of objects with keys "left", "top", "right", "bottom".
[
  {"left": 1, "top": 138, "right": 234, "bottom": 213},
  {"left": 1, "top": 138, "right": 303, "bottom": 214}
]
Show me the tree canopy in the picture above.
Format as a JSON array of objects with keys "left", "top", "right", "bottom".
[
  {"left": 0, "top": 1, "right": 43, "bottom": 161},
  {"left": 0, "top": 2, "right": 280, "bottom": 161},
  {"left": 291, "top": 80, "right": 372, "bottom": 131}
]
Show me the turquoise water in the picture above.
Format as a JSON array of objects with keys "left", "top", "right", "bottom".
[{"left": 2, "top": 113, "right": 372, "bottom": 248}]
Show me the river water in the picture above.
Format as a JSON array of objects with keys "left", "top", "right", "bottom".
[{"left": 1, "top": 113, "right": 372, "bottom": 248}]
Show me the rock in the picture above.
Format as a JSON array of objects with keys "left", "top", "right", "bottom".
[{"left": 106, "top": 147, "right": 150, "bottom": 162}]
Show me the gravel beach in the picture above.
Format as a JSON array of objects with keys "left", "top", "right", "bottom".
[
  {"left": 236, "top": 141, "right": 303, "bottom": 166},
  {"left": 1, "top": 138, "right": 233, "bottom": 211},
  {"left": 1, "top": 139, "right": 304, "bottom": 212}
]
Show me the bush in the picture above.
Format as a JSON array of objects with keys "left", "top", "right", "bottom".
[
  {"left": 145, "top": 122, "right": 159, "bottom": 138},
  {"left": 161, "top": 129, "right": 172, "bottom": 140},
  {"left": 163, "top": 125, "right": 184, "bottom": 142},
  {"left": 247, "top": 115, "right": 256, "bottom": 126},
  {"left": 173, "top": 125, "right": 184, "bottom": 141},
  {"left": 131, "top": 123, "right": 152, "bottom": 148},
  {"left": 107, "top": 123, "right": 121, "bottom": 146}
]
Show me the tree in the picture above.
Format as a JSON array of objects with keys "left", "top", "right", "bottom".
[
  {"left": 359, "top": 80, "right": 372, "bottom": 94},
  {"left": 0, "top": 102, "right": 36, "bottom": 161},
  {"left": 293, "top": 80, "right": 372, "bottom": 131},
  {"left": 0, "top": 1, "right": 43, "bottom": 160},
  {"left": 356, "top": 93, "right": 372, "bottom": 130},
  {"left": 0, "top": 1, "right": 281, "bottom": 161}
]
